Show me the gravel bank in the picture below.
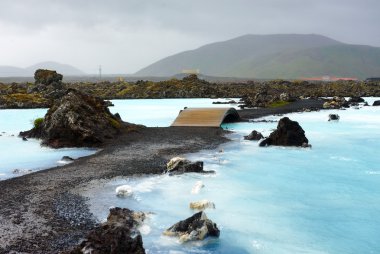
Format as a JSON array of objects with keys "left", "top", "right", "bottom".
[
  {"left": 239, "top": 98, "right": 325, "bottom": 120},
  {"left": 0, "top": 127, "right": 228, "bottom": 253}
]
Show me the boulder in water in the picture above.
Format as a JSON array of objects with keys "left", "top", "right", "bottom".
[
  {"left": 116, "top": 185, "right": 133, "bottom": 197},
  {"left": 166, "top": 157, "right": 213, "bottom": 175},
  {"left": 259, "top": 117, "right": 309, "bottom": 147},
  {"left": 19, "top": 89, "right": 136, "bottom": 148},
  {"left": 163, "top": 211, "right": 220, "bottom": 242},
  {"left": 189, "top": 200, "right": 216, "bottom": 210},
  {"left": 191, "top": 181, "right": 205, "bottom": 194},
  {"left": 373, "top": 100, "right": 380, "bottom": 106},
  {"left": 67, "top": 207, "right": 146, "bottom": 254},
  {"left": 244, "top": 130, "right": 264, "bottom": 141},
  {"left": 328, "top": 114, "right": 340, "bottom": 121}
]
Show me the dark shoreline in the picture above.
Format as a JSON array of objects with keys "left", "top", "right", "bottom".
[
  {"left": 0, "top": 127, "right": 228, "bottom": 253},
  {"left": 0, "top": 99, "right": 325, "bottom": 253}
]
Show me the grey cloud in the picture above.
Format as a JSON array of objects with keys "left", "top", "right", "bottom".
[{"left": 0, "top": 0, "right": 379, "bottom": 73}]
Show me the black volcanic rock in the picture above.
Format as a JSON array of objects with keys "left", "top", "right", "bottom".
[
  {"left": 67, "top": 207, "right": 146, "bottom": 254},
  {"left": 259, "top": 117, "right": 309, "bottom": 147},
  {"left": 328, "top": 114, "right": 340, "bottom": 121},
  {"left": 244, "top": 130, "right": 264, "bottom": 140},
  {"left": 19, "top": 89, "right": 135, "bottom": 148},
  {"left": 166, "top": 157, "right": 213, "bottom": 175},
  {"left": 163, "top": 211, "right": 220, "bottom": 242},
  {"left": 349, "top": 97, "right": 365, "bottom": 103},
  {"left": 34, "top": 69, "right": 63, "bottom": 88}
]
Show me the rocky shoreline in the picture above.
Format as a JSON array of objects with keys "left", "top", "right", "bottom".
[
  {"left": 0, "top": 127, "right": 228, "bottom": 253},
  {"left": 1, "top": 73, "right": 380, "bottom": 109},
  {"left": 0, "top": 86, "right": 371, "bottom": 253}
]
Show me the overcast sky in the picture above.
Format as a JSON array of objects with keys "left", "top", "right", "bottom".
[{"left": 0, "top": 0, "right": 379, "bottom": 74}]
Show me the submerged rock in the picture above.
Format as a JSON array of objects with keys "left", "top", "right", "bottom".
[
  {"left": 166, "top": 157, "right": 213, "bottom": 175},
  {"left": 328, "top": 114, "right": 340, "bottom": 121},
  {"left": 259, "top": 117, "right": 309, "bottom": 147},
  {"left": 189, "top": 200, "right": 216, "bottom": 210},
  {"left": 163, "top": 211, "right": 220, "bottom": 242},
  {"left": 116, "top": 185, "right": 133, "bottom": 197},
  {"left": 61, "top": 156, "right": 74, "bottom": 162},
  {"left": 191, "top": 181, "right": 205, "bottom": 194},
  {"left": 244, "top": 130, "right": 264, "bottom": 141},
  {"left": 19, "top": 89, "right": 137, "bottom": 148}
]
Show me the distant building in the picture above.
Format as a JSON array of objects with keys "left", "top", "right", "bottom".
[
  {"left": 181, "top": 69, "right": 200, "bottom": 75},
  {"left": 300, "top": 75, "right": 358, "bottom": 81}
]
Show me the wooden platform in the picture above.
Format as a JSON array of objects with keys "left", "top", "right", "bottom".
[{"left": 171, "top": 107, "right": 240, "bottom": 127}]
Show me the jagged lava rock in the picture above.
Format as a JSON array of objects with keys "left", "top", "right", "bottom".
[
  {"left": 34, "top": 69, "right": 63, "bottom": 86},
  {"left": 259, "top": 117, "right": 309, "bottom": 147},
  {"left": 166, "top": 157, "right": 213, "bottom": 175},
  {"left": 244, "top": 130, "right": 264, "bottom": 140},
  {"left": 163, "top": 211, "right": 220, "bottom": 242},
  {"left": 328, "top": 114, "right": 340, "bottom": 121},
  {"left": 66, "top": 207, "right": 146, "bottom": 254},
  {"left": 20, "top": 89, "right": 134, "bottom": 148}
]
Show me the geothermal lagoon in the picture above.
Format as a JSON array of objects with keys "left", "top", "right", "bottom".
[{"left": 1, "top": 98, "right": 380, "bottom": 253}]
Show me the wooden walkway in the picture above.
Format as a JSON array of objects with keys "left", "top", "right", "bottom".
[{"left": 171, "top": 107, "right": 240, "bottom": 127}]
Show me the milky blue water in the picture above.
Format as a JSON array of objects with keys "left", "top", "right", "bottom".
[
  {"left": 79, "top": 98, "right": 380, "bottom": 254},
  {"left": 109, "top": 98, "right": 240, "bottom": 127},
  {"left": 1, "top": 98, "right": 380, "bottom": 254},
  {"left": 0, "top": 98, "right": 238, "bottom": 180},
  {"left": 0, "top": 108, "right": 97, "bottom": 179}
]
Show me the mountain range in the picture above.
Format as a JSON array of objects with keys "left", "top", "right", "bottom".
[
  {"left": 0, "top": 61, "right": 85, "bottom": 77},
  {"left": 135, "top": 34, "right": 380, "bottom": 79}
]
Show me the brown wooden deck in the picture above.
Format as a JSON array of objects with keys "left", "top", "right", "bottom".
[{"left": 171, "top": 107, "right": 240, "bottom": 127}]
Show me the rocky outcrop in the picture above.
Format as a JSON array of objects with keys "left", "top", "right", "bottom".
[
  {"left": 67, "top": 207, "right": 146, "bottom": 254},
  {"left": 323, "top": 96, "right": 348, "bottom": 109},
  {"left": 244, "top": 130, "right": 264, "bottom": 140},
  {"left": 28, "top": 69, "right": 64, "bottom": 95},
  {"left": 34, "top": 69, "right": 63, "bottom": 87},
  {"left": 163, "top": 211, "right": 220, "bottom": 242},
  {"left": 373, "top": 100, "right": 380, "bottom": 106},
  {"left": 328, "top": 114, "right": 340, "bottom": 121},
  {"left": 259, "top": 117, "right": 309, "bottom": 147},
  {"left": 242, "top": 90, "right": 277, "bottom": 108},
  {"left": 19, "top": 89, "right": 135, "bottom": 148},
  {"left": 166, "top": 157, "right": 214, "bottom": 175}
]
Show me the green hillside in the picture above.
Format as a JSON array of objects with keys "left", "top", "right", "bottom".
[{"left": 135, "top": 34, "right": 380, "bottom": 79}]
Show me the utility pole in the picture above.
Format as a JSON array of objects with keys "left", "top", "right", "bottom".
[{"left": 98, "top": 65, "right": 102, "bottom": 80}]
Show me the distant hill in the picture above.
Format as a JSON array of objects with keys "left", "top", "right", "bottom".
[
  {"left": 135, "top": 34, "right": 380, "bottom": 79},
  {"left": 0, "top": 61, "right": 85, "bottom": 77}
]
